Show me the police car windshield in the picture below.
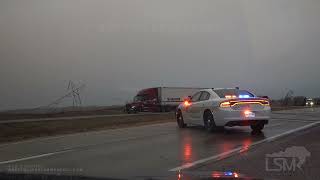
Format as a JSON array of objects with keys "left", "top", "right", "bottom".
[{"left": 213, "top": 89, "right": 254, "bottom": 98}]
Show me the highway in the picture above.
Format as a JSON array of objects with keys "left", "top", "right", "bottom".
[{"left": 0, "top": 108, "right": 319, "bottom": 179}]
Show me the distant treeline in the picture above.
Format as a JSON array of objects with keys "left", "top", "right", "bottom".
[{"left": 271, "top": 96, "right": 320, "bottom": 106}]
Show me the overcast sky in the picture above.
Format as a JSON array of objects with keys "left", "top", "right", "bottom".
[{"left": 1, "top": 0, "right": 320, "bottom": 110}]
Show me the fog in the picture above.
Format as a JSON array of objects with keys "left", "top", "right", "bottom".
[{"left": 1, "top": 0, "right": 320, "bottom": 110}]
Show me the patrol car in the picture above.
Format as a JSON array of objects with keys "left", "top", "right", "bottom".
[{"left": 176, "top": 88, "right": 271, "bottom": 132}]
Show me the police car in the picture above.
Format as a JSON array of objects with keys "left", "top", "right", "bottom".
[{"left": 176, "top": 88, "right": 271, "bottom": 132}]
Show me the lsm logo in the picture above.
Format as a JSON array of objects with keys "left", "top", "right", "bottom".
[{"left": 265, "top": 146, "right": 311, "bottom": 172}]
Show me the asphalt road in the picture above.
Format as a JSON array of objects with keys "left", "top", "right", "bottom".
[
  {"left": 192, "top": 122, "right": 320, "bottom": 180},
  {"left": 0, "top": 108, "right": 319, "bottom": 179}
]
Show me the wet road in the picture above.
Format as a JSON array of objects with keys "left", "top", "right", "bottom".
[{"left": 0, "top": 108, "right": 319, "bottom": 179}]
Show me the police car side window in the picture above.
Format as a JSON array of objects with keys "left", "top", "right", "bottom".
[
  {"left": 191, "top": 92, "right": 201, "bottom": 102},
  {"left": 199, "top": 92, "right": 210, "bottom": 101}
]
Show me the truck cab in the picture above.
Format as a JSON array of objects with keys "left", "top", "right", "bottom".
[
  {"left": 125, "top": 87, "right": 204, "bottom": 113},
  {"left": 125, "top": 88, "right": 160, "bottom": 113},
  {"left": 306, "top": 98, "right": 315, "bottom": 106}
]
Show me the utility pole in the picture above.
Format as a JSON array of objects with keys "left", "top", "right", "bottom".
[
  {"left": 32, "top": 81, "right": 85, "bottom": 112},
  {"left": 283, "top": 89, "right": 294, "bottom": 106},
  {"left": 68, "top": 80, "right": 82, "bottom": 107}
]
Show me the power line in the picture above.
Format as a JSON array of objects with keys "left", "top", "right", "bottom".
[
  {"left": 33, "top": 81, "right": 85, "bottom": 111},
  {"left": 68, "top": 80, "right": 83, "bottom": 107}
]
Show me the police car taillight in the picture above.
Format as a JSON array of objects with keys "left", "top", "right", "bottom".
[
  {"left": 225, "top": 95, "right": 237, "bottom": 99},
  {"left": 220, "top": 101, "right": 231, "bottom": 108},
  {"left": 220, "top": 99, "right": 270, "bottom": 107},
  {"left": 184, "top": 101, "right": 191, "bottom": 107},
  {"left": 261, "top": 100, "right": 270, "bottom": 106}
]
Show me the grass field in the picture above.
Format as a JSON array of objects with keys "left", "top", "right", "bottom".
[
  {"left": 0, "top": 105, "right": 314, "bottom": 144},
  {"left": 0, "top": 113, "right": 175, "bottom": 143}
]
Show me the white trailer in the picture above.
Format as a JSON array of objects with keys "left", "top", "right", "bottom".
[
  {"left": 125, "top": 87, "right": 204, "bottom": 112},
  {"left": 159, "top": 87, "right": 203, "bottom": 106}
]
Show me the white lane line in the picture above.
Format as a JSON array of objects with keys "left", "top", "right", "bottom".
[
  {"left": 0, "top": 127, "right": 177, "bottom": 165},
  {"left": 0, "top": 122, "right": 316, "bottom": 166},
  {"left": 169, "top": 121, "right": 320, "bottom": 172},
  {"left": 0, "top": 149, "right": 73, "bottom": 165}
]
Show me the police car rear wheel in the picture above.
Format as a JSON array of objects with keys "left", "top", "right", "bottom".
[
  {"left": 204, "top": 111, "right": 216, "bottom": 132},
  {"left": 251, "top": 122, "right": 264, "bottom": 132}
]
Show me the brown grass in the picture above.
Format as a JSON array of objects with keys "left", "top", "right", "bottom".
[
  {"left": 271, "top": 106, "right": 314, "bottom": 111},
  {"left": 0, "top": 113, "right": 175, "bottom": 143}
]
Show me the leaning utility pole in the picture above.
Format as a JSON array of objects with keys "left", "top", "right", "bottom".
[
  {"left": 32, "top": 81, "right": 85, "bottom": 112},
  {"left": 282, "top": 89, "right": 294, "bottom": 106},
  {"left": 68, "top": 80, "right": 83, "bottom": 107}
]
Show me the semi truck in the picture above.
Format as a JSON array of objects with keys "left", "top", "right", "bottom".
[
  {"left": 125, "top": 87, "right": 203, "bottom": 113},
  {"left": 306, "top": 98, "right": 315, "bottom": 106}
]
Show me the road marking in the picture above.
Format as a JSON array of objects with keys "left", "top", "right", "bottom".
[
  {"left": 0, "top": 122, "right": 317, "bottom": 167},
  {"left": 0, "top": 109, "right": 318, "bottom": 166},
  {"left": 169, "top": 121, "right": 320, "bottom": 172},
  {"left": 0, "top": 149, "right": 73, "bottom": 165},
  {"left": 0, "top": 129, "right": 177, "bottom": 164}
]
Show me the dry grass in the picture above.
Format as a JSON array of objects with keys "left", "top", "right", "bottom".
[
  {"left": 0, "top": 108, "right": 125, "bottom": 121},
  {"left": 271, "top": 105, "right": 314, "bottom": 111},
  {"left": 0, "top": 113, "right": 175, "bottom": 143}
]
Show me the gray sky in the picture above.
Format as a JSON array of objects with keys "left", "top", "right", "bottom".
[{"left": 1, "top": 0, "right": 320, "bottom": 110}]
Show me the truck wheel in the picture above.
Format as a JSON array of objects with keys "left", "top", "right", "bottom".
[
  {"left": 176, "top": 110, "right": 186, "bottom": 128},
  {"left": 160, "top": 106, "right": 164, "bottom": 112},
  {"left": 162, "top": 106, "right": 168, "bottom": 112},
  {"left": 164, "top": 106, "right": 169, "bottom": 112},
  {"left": 251, "top": 122, "right": 264, "bottom": 132},
  {"left": 128, "top": 107, "right": 138, "bottom": 114},
  {"left": 165, "top": 106, "right": 172, "bottom": 112},
  {"left": 203, "top": 111, "right": 216, "bottom": 132}
]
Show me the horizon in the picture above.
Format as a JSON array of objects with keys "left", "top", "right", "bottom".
[{"left": 1, "top": 0, "right": 320, "bottom": 110}]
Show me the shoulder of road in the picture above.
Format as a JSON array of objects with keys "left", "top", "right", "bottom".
[{"left": 190, "top": 124, "right": 320, "bottom": 180}]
